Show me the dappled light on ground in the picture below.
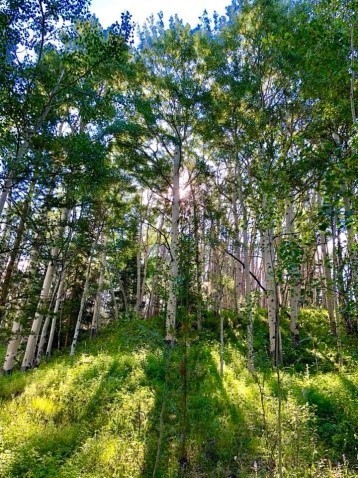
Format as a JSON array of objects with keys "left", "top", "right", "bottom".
[{"left": 0, "top": 310, "right": 357, "bottom": 477}]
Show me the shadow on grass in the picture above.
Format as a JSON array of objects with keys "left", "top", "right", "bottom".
[
  {"left": 4, "top": 355, "right": 134, "bottom": 477},
  {"left": 0, "top": 318, "right": 168, "bottom": 477},
  {"left": 2, "top": 313, "right": 357, "bottom": 477},
  {"left": 306, "top": 375, "right": 357, "bottom": 461},
  {"left": 140, "top": 332, "right": 253, "bottom": 478}
]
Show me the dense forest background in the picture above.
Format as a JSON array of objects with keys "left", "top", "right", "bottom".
[{"left": 0, "top": 0, "right": 357, "bottom": 476}]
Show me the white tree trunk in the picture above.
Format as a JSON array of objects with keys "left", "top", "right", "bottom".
[
  {"left": 35, "top": 276, "right": 60, "bottom": 364},
  {"left": 110, "top": 285, "right": 119, "bottom": 321},
  {"left": 21, "top": 259, "right": 56, "bottom": 369},
  {"left": 21, "top": 208, "right": 68, "bottom": 369},
  {"left": 91, "top": 245, "right": 106, "bottom": 336},
  {"left": 220, "top": 307, "right": 224, "bottom": 376},
  {"left": 136, "top": 214, "right": 143, "bottom": 314},
  {"left": 70, "top": 231, "right": 99, "bottom": 356},
  {"left": 140, "top": 228, "right": 150, "bottom": 316},
  {"left": 285, "top": 200, "right": 300, "bottom": 345},
  {"left": 263, "top": 228, "right": 280, "bottom": 363},
  {"left": 3, "top": 319, "right": 22, "bottom": 373},
  {"left": 350, "top": 23, "right": 356, "bottom": 123},
  {"left": 0, "top": 181, "right": 35, "bottom": 326},
  {"left": 2, "top": 241, "right": 39, "bottom": 372},
  {"left": 317, "top": 193, "right": 337, "bottom": 334},
  {"left": 148, "top": 214, "right": 164, "bottom": 318},
  {"left": 232, "top": 189, "right": 242, "bottom": 311},
  {"left": 320, "top": 234, "right": 336, "bottom": 336},
  {"left": 0, "top": 176, "right": 14, "bottom": 219},
  {"left": 165, "top": 147, "right": 180, "bottom": 343},
  {"left": 106, "top": 265, "right": 119, "bottom": 321},
  {"left": 46, "top": 267, "right": 66, "bottom": 356},
  {"left": 240, "top": 197, "right": 254, "bottom": 370}
]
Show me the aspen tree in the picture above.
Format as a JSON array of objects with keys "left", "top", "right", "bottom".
[
  {"left": 21, "top": 209, "right": 68, "bottom": 369},
  {"left": 35, "top": 273, "right": 61, "bottom": 365},
  {"left": 70, "top": 227, "right": 101, "bottom": 356},
  {"left": 285, "top": 200, "right": 301, "bottom": 345},
  {"left": 2, "top": 236, "right": 40, "bottom": 372},
  {"left": 165, "top": 147, "right": 180, "bottom": 343},
  {"left": 0, "top": 182, "right": 35, "bottom": 326},
  {"left": 238, "top": 175, "right": 254, "bottom": 371},
  {"left": 263, "top": 227, "right": 280, "bottom": 363},
  {"left": 45, "top": 266, "right": 67, "bottom": 357},
  {"left": 91, "top": 238, "right": 106, "bottom": 337},
  {"left": 317, "top": 195, "right": 337, "bottom": 335}
]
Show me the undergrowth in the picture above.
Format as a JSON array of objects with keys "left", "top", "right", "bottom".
[{"left": 0, "top": 309, "right": 357, "bottom": 477}]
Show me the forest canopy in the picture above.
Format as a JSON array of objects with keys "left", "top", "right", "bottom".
[{"left": 0, "top": 0, "right": 357, "bottom": 476}]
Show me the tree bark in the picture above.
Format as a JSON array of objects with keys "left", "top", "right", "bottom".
[
  {"left": 46, "top": 266, "right": 66, "bottom": 357},
  {"left": 136, "top": 211, "right": 143, "bottom": 314},
  {"left": 0, "top": 182, "right": 35, "bottom": 326},
  {"left": 232, "top": 186, "right": 243, "bottom": 312},
  {"left": 70, "top": 229, "right": 99, "bottom": 356},
  {"left": 35, "top": 274, "right": 60, "bottom": 364},
  {"left": 21, "top": 208, "right": 68, "bottom": 369},
  {"left": 90, "top": 242, "right": 106, "bottom": 337},
  {"left": 165, "top": 147, "right": 180, "bottom": 343},
  {"left": 263, "top": 228, "right": 281, "bottom": 364},
  {"left": 285, "top": 200, "right": 300, "bottom": 345},
  {"left": 2, "top": 240, "right": 39, "bottom": 372},
  {"left": 239, "top": 179, "right": 254, "bottom": 371}
]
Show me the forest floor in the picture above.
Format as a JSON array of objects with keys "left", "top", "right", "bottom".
[{"left": 0, "top": 308, "right": 357, "bottom": 477}]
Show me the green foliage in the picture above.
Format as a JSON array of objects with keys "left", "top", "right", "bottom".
[
  {"left": 0, "top": 309, "right": 356, "bottom": 477},
  {"left": 0, "top": 0, "right": 357, "bottom": 477}
]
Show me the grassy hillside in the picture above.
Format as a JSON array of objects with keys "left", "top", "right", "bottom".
[{"left": 0, "top": 309, "right": 357, "bottom": 477}]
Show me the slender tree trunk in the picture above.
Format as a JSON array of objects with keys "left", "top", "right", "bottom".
[
  {"left": 21, "top": 208, "right": 68, "bottom": 369},
  {"left": 0, "top": 182, "right": 35, "bottom": 326},
  {"left": 46, "top": 266, "right": 66, "bottom": 356},
  {"left": 21, "top": 259, "right": 56, "bottom": 369},
  {"left": 239, "top": 181, "right": 254, "bottom": 371},
  {"left": 0, "top": 176, "right": 14, "bottom": 219},
  {"left": 319, "top": 227, "right": 337, "bottom": 335},
  {"left": 216, "top": 257, "right": 224, "bottom": 376},
  {"left": 220, "top": 307, "right": 224, "bottom": 377},
  {"left": 232, "top": 187, "right": 242, "bottom": 312},
  {"left": 3, "top": 319, "right": 22, "bottom": 373},
  {"left": 70, "top": 228, "right": 99, "bottom": 356},
  {"left": 106, "top": 266, "right": 119, "bottom": 321},
  {"left": 118, "top": 279, "right": 128, "bottom": 314},
  {"left": 110, "top": 285, "right": 119, "bottom": 321},
  {"left": 190, "top": 184, "right": 203, "bottom": 330},
  {"left": 165, "top": 147, "right": 180, "bottom": 343},
  {"left": 149, "top": 214, "right": 164, "bottom": 317},
  {"left": 2, "top": 239, "right": 39, "bottom": 372},
  {"left": 350, "top": 22, "right": 356, "bottom": 123},
  {"left": 332, "top": 211, "right": 344, "bottom": 367},
  {"left": 136, "top": 213, "right": 143, "bottom": 314},
  {"left": 140, "top": 225, "right": 150, "bottom": 316},
  {"left": 285, "top": 200, "right": 300, "bottom": 345},
  {"left": 90, "top": 243, "right": 106, "bottom": 337},
  {"left": 212, "top": 242, "right": 224, "bottom": 376},
  {"left": 35, "top": 273, "right": 61, "bottom": 364},
  {"left": 263, "top": 228, "right": 281, "bottom": 364}
]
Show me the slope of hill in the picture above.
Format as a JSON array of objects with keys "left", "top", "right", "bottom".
[{"left": 0, "top": 309, "right": 357, "bottom": 477}]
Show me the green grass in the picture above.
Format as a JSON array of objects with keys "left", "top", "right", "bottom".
[{"left": 0, "top": 310, "right": 357, "bottom": 477}]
